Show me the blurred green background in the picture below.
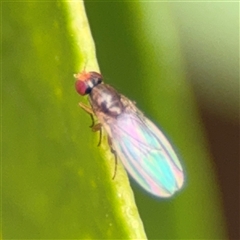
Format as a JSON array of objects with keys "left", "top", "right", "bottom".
[
  {"left": 2, "top": 1, "right": 238, "bottom": 239},
  {"left": 85, "top": 1, "right": 238, "bottom": 238}
]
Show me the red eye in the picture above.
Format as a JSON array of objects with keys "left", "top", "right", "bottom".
[
  {"left": 75, "top": 71, "right": 103, "bottom": 96},
  {"left": 75, "top": 80, "right": 88, "bottom": 95}
]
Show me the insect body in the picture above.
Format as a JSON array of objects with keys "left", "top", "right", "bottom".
[{"left": 75, "top": 71, "right": 184, "bottom": 197}]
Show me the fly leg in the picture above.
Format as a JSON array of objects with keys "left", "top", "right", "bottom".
[
  {"left": 79, "top": 102, "right": 102, "bottom": 146},
  {"left": 92, "top": 123, "right": 102, "bottom": 147},
  {"left": 79, "top": 102, "right": 95, "bottom": 127},
  {"left": 79, "top": 102, "right": 117, "bottom": 178},
  {"left": 108, "top": 136, "right": 118, "bottom": 180}
]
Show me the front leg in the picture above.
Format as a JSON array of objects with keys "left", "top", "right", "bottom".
[
  {"left": 79, "top": 102, "right": 95, "bottom": 127},
  {"left": 79, "top": 102, "right": 103, "bottom": 147}
]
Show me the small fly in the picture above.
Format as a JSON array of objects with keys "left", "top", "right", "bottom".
[{"left": 75, "top": 71, "right": 184, "bottom": 197}]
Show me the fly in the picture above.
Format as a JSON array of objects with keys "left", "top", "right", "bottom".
[{"left": 75, "top": 71, "right": 184, "bottom": 197}]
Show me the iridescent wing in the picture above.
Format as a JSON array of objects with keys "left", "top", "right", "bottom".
[{"left": 109, "top": 110, "right": 184, "bottom": 197}]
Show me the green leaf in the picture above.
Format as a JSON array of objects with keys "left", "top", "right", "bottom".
[{"left": 2, "top": 1, "right": 146, "bottom": 239}]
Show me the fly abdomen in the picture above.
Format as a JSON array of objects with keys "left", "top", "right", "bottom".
[{"left": 89, "top": 84, "right": 124, "bottom": 117}]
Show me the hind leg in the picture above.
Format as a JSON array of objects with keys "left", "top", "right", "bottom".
[{"left": 108, "top": 136, "right": 118, "bottom": 179}]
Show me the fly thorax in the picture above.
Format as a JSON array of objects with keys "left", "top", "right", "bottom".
[{"left": 89, "top": 84, "right": 124, "bottom": 117}]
